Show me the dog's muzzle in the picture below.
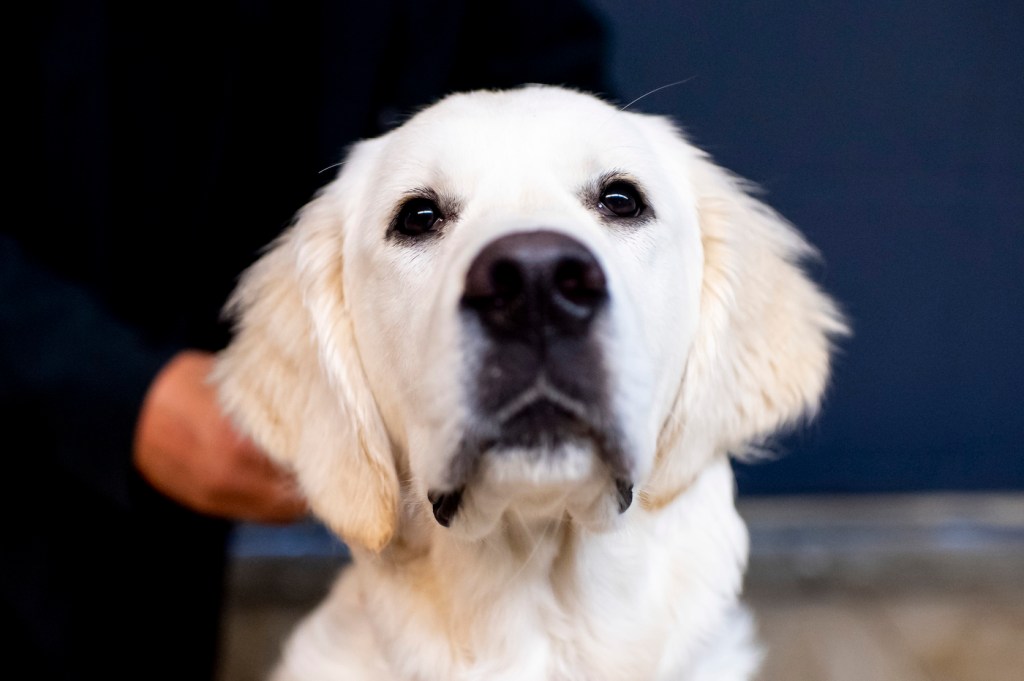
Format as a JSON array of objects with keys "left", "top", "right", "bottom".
[
  {"left": 461, "top": 229, "right": 613, "bottom": 451},
  {"left": 426, "top": 230, "right": 632, "bottom": 529}
]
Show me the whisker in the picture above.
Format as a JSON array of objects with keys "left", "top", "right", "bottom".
[
  {"left": 618, "top": 77, "right": 697, "bottom": 112},
  {"left": 318, "top": 160, "right": 348, "bottom": 175}
]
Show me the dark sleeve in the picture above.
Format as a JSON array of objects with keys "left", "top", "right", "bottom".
[
  {"left": 0, "top": 234, "right": 178, "bottom": 510},
  {"left": 446, "top": 0, "right": 610, "bottom": 96}
]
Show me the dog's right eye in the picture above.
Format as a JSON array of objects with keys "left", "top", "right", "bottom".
[{"left": 394, "top": 198, "right": 443, "bottom": 238}]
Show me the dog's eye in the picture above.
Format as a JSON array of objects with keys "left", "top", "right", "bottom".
[
  {"left": 395, "top": 198, "right": 443, "bottom": 237},
  {"left": 598, "top": 181, "right": 644, "bottom": 218}
]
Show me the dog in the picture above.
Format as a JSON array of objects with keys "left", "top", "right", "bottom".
[{"left": 214, "top": 86, "right": 846, "bottom": 680}]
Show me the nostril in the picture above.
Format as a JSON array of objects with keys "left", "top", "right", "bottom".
[
  {"left": 463, "top": 258, "right": 526, "bottom": 333},
  {"left": 554, "top": 257, "right": 607, "bottom": 308},
  {"left": 490, "top": 259, "right": 524, "bottom": 304}
]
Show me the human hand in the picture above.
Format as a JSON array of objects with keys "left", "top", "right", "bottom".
[{"left": 133, "top": 350, "right": 307, "bottom": 523}]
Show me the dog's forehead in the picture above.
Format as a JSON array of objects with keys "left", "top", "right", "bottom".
[{"left": 378, "top": 88, "right": 651, "bottom": 187}]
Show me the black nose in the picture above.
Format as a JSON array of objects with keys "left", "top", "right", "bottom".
[{"left": 462, "top": 230, "right": 607, "bottom": 339}]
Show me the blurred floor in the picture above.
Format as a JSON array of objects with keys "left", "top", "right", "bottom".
[
  {"left": 217, "top": 494, "right": 1024, "bottom": 681},
  {"left": 743, "top": 495, "right": 1024, "bottom": 681}
]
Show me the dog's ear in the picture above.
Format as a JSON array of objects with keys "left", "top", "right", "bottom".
[
  {"left": 214, "top": 183, "right": 399, "bottom": 552},
  {"left": 642, "top": 122, "right": 848, "bottom": 509}
]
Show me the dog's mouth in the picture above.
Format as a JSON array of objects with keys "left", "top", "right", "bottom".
[
  {"left": 495, "top": 394, "right": 593, "bottom": 448},
  {"left": 427, "top": 393, "right": 634, "bottom": 529},
  {"left": 423, "top": 358, "right": 634, "bottom": 530},
  {"left": 479, "top": 375, "right": 618, "bottom": 451}
]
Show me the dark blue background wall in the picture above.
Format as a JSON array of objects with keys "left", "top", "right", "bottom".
[{"left": 589, "top": 1, "right": 1023, "bottom": 493}]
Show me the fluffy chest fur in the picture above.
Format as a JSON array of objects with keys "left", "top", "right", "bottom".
[{"left": 273, "top": 460, "right": 758, "bottom": 681}]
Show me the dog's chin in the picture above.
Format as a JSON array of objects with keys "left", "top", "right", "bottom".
[{"left": 430, "top": 434, "right": 633, "bottom": 541}]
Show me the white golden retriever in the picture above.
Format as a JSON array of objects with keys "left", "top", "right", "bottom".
[{"left": 215, "top": 86, "right": 845, "bottom": 680}]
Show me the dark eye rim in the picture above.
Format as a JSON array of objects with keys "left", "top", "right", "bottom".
[
  {"left": 596, "top": 179, "right": 647, "bottom": 219},
  {"left": 389, "top": 194, "right": 446, "bottom": 240}
]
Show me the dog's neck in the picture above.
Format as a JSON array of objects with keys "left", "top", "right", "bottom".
[{"left": 349, "top": 457, "right": 748, "bottom": 679}]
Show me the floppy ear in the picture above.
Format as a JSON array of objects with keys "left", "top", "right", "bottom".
[
  {"left": 643, "top": 128, "right": 848, "bottom": 509},
  {"left": 213, "top": 183, "right": 399, "bottom": 552}
]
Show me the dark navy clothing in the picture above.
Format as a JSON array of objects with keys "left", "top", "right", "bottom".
[{"left": 4, "top": 2, "right": 606, "bottom": 678}]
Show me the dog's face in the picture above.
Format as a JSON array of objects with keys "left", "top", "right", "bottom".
[
  {"left": 345, "top": 90, "right": 702, "bottom": 538},
  {"left": 216, "top": 87, "right": 844, "bottom": 551}
]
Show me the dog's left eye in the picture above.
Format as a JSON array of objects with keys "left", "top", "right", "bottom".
[
  {"left": 597, "top": 181, "right": 645, "bottom": 218},
  {"left": 395, "top": 198, "right": 443, "bottom": 237}
]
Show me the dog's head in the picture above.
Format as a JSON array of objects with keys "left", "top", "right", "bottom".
[{"left": 215, "top": 87, "right": 845, "bottom": 551}]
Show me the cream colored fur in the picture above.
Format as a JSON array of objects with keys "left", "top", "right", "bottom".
[{"left": 214, "top": 86, "right": 845, "bottom": 680}]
